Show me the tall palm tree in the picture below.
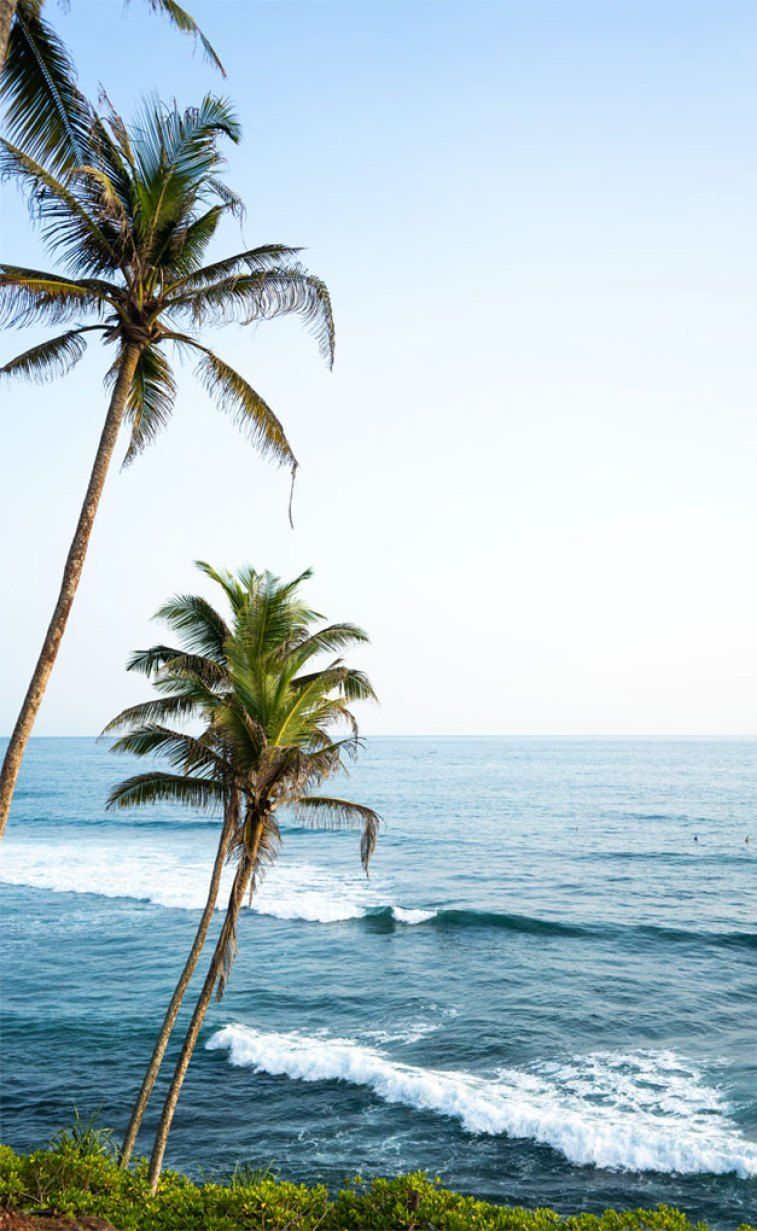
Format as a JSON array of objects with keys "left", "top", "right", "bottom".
[
  {"left": 0, "top": 95, "right": 334, "bottom": 837},
  {"left": 105, "top": 563, "right": 380, "bottom": 1187}
]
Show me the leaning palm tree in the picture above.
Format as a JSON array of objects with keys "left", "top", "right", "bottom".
[
  {"left": 105, "top": 563, "right": 379, "bottom": 1187},
  {"left": 0, "top": 94, "right": 334, "bottom": 837}
]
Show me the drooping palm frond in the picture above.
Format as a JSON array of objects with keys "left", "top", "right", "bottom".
[
  {"left": 0, "top": 327, "right": 90, "bottom": 383},
  {"left": 293, "top": 796, "right": 381, "bottom": 874},
  {"left": 1, "top": 0, "right": 92, "bottom": 173},
  {"left": 121, "top": 345, "right": 176, "bottom": 466},
  {"left": 171, "top": 267, "right": 335, "bottom": 367},
  {"left": 191, "top": 344, "right": 296, "bottom": 468},
  {"left": 125, "top": 644, "right": 189, "bottom": 677},
  {"left": 136, "top": 0, "right": 225, "bottom": 75}
]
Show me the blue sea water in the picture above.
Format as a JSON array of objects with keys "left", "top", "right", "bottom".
[{"left": 1, "top": 737, "right": 756, "bottom": 1228}]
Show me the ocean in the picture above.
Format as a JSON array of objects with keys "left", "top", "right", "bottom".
[{"left": 1, "top": 737, "right": 755, "bottom": 1227}]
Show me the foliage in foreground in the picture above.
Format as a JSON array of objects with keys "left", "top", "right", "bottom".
[{"left": 1, "top": 1145, "right": 754, "bottom": 1231}]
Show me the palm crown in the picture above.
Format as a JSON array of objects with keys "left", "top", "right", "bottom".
[
  {"left": 0, "top": 93, "right": 333, "bottom": 474},
  {"left": 105, "top": 563, "right": 380, "bottom": 925}
]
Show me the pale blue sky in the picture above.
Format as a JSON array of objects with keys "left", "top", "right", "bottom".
[{"left": 1, "top": 1, "right": 756, "bottom": 736}]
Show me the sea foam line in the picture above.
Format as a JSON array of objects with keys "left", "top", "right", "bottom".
[
  {"left": 207, "top": 1026, "right": 757, "bottom": 1178},
  {"left": 3, "top": 842, "right": 755, "bottom": 946},
  {"left": 0, "top": 840, "right": 386, "bottom": 922}
]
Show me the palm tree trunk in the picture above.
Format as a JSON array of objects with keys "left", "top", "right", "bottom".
[
  {"left": 119, "top": 793, "right": 238, "bottom": 1168},
  {"left": 0, "top": 344, "right": 140, "bottom": 839},
  {"left": 147, "top": 820, "right": 263, "bottom": 1192},
  {"left": 0, "top": 0, "right": 17, "bottom": 63}
]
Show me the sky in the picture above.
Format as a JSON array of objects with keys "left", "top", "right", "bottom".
[{"left": 1, "top": 0, "right": 756, "bottom": 738}]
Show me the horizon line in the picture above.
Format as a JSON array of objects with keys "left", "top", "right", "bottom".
[{"left": 5, "top": 732, "right": 757, "bottom": 743}]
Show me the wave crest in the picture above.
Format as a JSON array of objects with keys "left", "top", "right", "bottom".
[{"left": 207, "top": 1026, "right": 757, "bottom": 1178}]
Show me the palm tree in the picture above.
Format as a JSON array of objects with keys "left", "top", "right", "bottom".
[
  {"left": 105, "top": 562, "right": 380, "bottom": 1187},
  {"left": 0, "top": 94, "right": 334, "bottom": 837}
]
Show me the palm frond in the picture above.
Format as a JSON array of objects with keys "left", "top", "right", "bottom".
[
  {"left": 130, "top": 94, "right": 239, "bottom": 253},
  {"left": 293, "top": 796, "right": 381, "bottom": 874},
  {"left": 1, "top": 0, "right": 93, "bottom": 173},
  {"left": 0, "top": 328, "right": 89, "bottom": 384},
  {"left": 109, "top": 723, "right": 226, "bottom": 775},
  {"left": 169, "top": 244, "right": 304, "bottom": 292},
  {"left": 170, "top": 267, "right": 335, "bottom": 367},
  {"left": 304, "top": 666, "right": 375, "bottom": 704},
  {"left": 121, "top": 345, "right": 177, "bottom": 466},
  {"left": 138, "top": 0, "right": 225, "bottom": 75},
  {"left": 152, "top": 593, "right": 230, "bottom": 661},
  {"left": 0, "top": 265, "right": 115, "bottom": 328},
  {"left": 158, "top": 203, "right": 225, "bottom": 278},
  {"left": 0, "top": 139, "right": 120, "bottom": 274},
  {"left": 205, "top": 174, "right": 244, "bottom": 218},
  {"left": 106, "top": 771, "right": 223, "bottom": 812},
  {"left": 192, "top": 344, "right": 296, "bottom": 468},
  {"left": 125, "top": 643, "right": 186, "bottom": 677},
  {"left": 286, "top": 624, "right": 370, "bottom": 666},
  {"left": 102, "top": 692, "right": 203, "bottom": 734},
  {"left": 125, "top": 645, "right": 228, "bottom": 692}
]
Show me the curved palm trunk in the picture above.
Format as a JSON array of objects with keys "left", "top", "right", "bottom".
[
  {"left": 119, "top": 794, "right": 237, "bottom": 1168},
  {"left": 0, "top": 0, "right": 17, "bottom": 63},
  {"left": 147, "top": 818, "right": 263, "bottom": 1191},
  {"left": 0, "top": 344, "right": 140, "bottom": 838}
]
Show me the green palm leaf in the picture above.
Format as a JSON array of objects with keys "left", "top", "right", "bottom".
[
  {"left": 0, "top": 139, "right": 121, "bottom": 274},
  {"left": 106, "top": 771, "right": 223, "bottom": 812},
  {"left": 169, "top": 244, "right": 304, "bottom": 292},
  {"left": 0, "top": 328, "right": 89, "bottom": 383},
  {"left": 121, "top": 345, "right": 177, "bottom": 466},
  {"left": 192, "top": 344, "right": 296, "bottom": 468},
  {"left": 0, "top": 265, "right": 115, "bottom": 328},
  {"left": 152, "top": 594, "right": 231, "bottom": 661},
  {"left": 1, "top": 0, "right": 92, "bottom": 173}
]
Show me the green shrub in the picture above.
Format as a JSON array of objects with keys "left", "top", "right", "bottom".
[{"left": 0, "top": 1144, "right": 753, "bottom": 1231}]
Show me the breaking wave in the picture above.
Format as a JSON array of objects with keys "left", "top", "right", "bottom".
[
  {"left": 0, "top": 840, "right": 379, "bottom": 922},
  {"left": 2, "top": 841, "right": 755, "bottom": 946},
  {"left": 207, "top": 1025, "right": 757, "bottom": 1178}
]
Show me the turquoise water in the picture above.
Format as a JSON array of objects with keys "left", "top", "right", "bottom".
[{"left": 1, "top": 737, "right": 755, "bottom": 1227}]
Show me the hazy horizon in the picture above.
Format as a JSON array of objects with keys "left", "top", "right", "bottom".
[{"left": 2, "top": 0, "right": 755, "bottom": 738}]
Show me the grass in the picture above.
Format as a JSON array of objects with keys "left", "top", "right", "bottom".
[{"left": 0, "top": 1142, "right": 754, "bottom": 1231}]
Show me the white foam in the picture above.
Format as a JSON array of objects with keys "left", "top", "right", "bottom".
[
  {"left": 0, "top": 839, "right": 383, "bottom": 923},
  {"left": 207, "top": 1025, "right": 757, "bottom": 1177},
  {"left": 391, "top": 907, "right": 436, "bottom": 925}
]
